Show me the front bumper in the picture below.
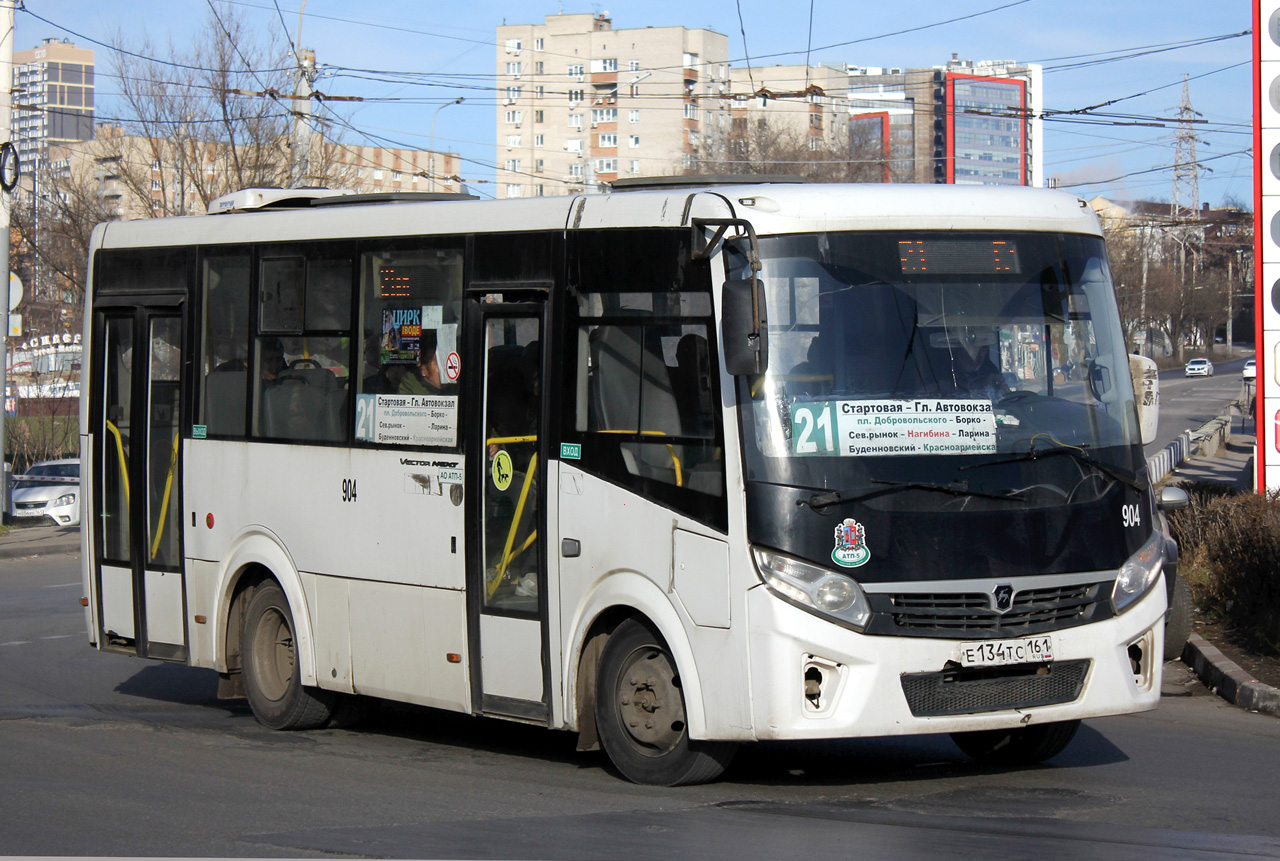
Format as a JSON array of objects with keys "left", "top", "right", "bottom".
[{"left": 743, "top": 575, "right": 1165, "bottom": 741}]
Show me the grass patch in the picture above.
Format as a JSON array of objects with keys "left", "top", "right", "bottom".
[{"left": 1168, "top": 481, "right": 1280, "bottom": 655}]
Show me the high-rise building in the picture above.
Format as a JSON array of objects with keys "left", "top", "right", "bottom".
[
  {"left": 847, "top": 57, "right": 1043, "bottom": 187},
  {"left": 13, "top": 38, "right": 95, "bottom": 171},
  {"left": 495, "top": 13, "right": 728, "bottom": 197}
]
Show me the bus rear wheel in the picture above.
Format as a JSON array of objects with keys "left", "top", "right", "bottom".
[
  {"left": 242, "top": 580, "right": 335, "bottom": 730},
  {"left": 594, "top": 618, "right": 736, "bottom": 786},
  {"left": 950, "top": 719, "right": 1080, "bottom": 766}
]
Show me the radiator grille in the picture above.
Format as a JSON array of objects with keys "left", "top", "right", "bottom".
[
  {"left": 900, "top": 659, "right": 1090, "bottom": 717},
  {"left": 877, "top": 582, "right": 1108, "bottom": 637}
]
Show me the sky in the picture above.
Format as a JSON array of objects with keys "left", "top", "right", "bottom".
[{"left": 12, "top": 0, "right": 1257, "bottom": 205}]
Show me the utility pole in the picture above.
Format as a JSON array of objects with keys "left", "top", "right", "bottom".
[
  {"left": 0, "top": 0, "right": 14, "bottom": 488},
  {"left": 290, "top": 48, "right": 316, "bottom": 187}
]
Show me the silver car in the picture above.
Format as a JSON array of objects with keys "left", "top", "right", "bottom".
[{"left": 8, "top": 459, "right": 80, "bottom": 526}]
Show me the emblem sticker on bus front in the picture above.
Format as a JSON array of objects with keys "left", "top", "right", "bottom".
[{"left": 832, "top": 518, "right": 871, "bottom": 568}]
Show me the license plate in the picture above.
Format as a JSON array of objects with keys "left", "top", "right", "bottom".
[
  {"left": 13, "top": 508, "right": 43, "bottom": 517},
  {"left": 958, "top": 635, "right": 1053, "bottom": 667}
]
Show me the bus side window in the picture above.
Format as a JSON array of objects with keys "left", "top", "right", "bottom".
[{"left": 199, "top": 253, "right": 251, "bottom": 437}]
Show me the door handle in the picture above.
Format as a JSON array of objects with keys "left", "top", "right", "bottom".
[{"left": 561, "top": 538, "right": 581, "bottom": 558}]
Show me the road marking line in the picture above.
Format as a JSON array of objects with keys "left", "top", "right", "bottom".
[
  {"left": 39, "top": 634, "right": 77, "bottom": 640},
  {"left": 0, "top": 641, "right": 32, "bottom": 647},
  {"left": 42, "top": 583, "right": 80, "bottom": 588}
]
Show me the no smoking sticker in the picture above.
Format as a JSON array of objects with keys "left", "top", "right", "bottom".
[{"left": 444, "top": 351, "right": 461, "bottom": 382}]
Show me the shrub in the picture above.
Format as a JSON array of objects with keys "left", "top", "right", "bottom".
[{"left": 1168, "top": 482, "right": 1280, "bottom": 654}]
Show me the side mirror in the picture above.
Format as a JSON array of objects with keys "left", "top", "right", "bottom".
[
  {"left": 722, "top": 278, "right": 769, "bottom": 376},
  {"left": 1157, "top": 485, "right": 1190, "bottom": 511},
  {"left": 1129, "top": 354, "right": 1159, "bottom": 446}
]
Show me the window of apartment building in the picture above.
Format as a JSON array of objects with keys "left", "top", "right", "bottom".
[
  {"left": 505, "top": 38, "right": 522, "bottom": 52},
  {"left": 598, "top": 133, "right": 617, "bottom": 147},
  {"left": 688, "top": 130, "right": 699, "bottom": 147},
  {"left": 629, "top": 109, "right": 640, "bottom": 123},
  {"left": 535, "top": 61, "right": 544, "bottom": 75},
  {"left": 535, "top": 86, "right": 545, "bottom": 98},
  {"left": 590, "top": 58, "right": 618, "bottom": 73},
  {"left": 569, "top": 113, "right": 584, "bottom": 129},
  {"left": 503, "top": 159, "right": 522, "bottom": 172},
  {"left": 569, "top": 164, "right": 583, "bottom": 178},
  {"left": 506, "top": 62, "right": 522, "bottom": 76},
  {"left": 534, "top": 110, "right": 545, "bottom": 123},
  {"left": 682, "top": 52, "right": 699, "bottom": 70},
  {"left": 595, "top": 158, "right": 617, "bottom": 173},
  {"left": 534, "top": 38, "right": 544, "bottom": 51},
  {"left": 629, "top": 60, "right": 641, "bottom": 72},
  {"left": 591, "top": 108, "right": 617, "bottom": 124},
  {"left": 534, "top": 134, "right": 545, "bottom": 147},
  {"left": 809, "top": 113, "right": 823, "bottom": 130},
  {"left": 683, "top": 104, "right": 699, "bottom": 120},
  {"left": 569, "top": 89, "right": 584, "bottom": 103},
  {"left": 506, "top": 184, "right": 523, "bottom": 198},
  {"left": 630, "top": 159, "right": 641, "bottom": 174},
  {"left": 151, "top": 179, "right": 160, "bottom": 190},
  {"left": 629, "top": 135, "right": 640, "bottom": 148},
  {"left": 507, "top": 134, "right": 522, "bottom": 148},
  {"left": 567, "top": 138, "right": 583, "bottom": 152},
  {"left": 568, "top": 63, "right": 584, "bottom": 77},
  {"left": 505, "top": 110, "right": 523, "bottom": 124},
  {"left": 373, "top": 169, "right": 384, "bottom": 180},
  {"left": 506, "top": 86, "right": 523, "bottom": 101},
  {"left": 392, "top": 172, "right": 402, "bottom": 182},
  {"left": 150, "top": 159, "right": 160, "bottom": 170},
  {"left": 535, "top": 159, "right": 545, "bottom": 173},
  {"left": 534, "top": 184, "right": 545, "bottom": 196}
]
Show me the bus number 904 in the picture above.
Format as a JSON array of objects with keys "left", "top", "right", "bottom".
[{"left": 342, "top": 479, "right": 358, "bottom": 503}]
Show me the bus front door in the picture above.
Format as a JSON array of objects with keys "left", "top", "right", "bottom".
[
  {"left": 92, "top": 304, "right": 188, "bottom": 661},
  {"left": 469, "top": 305, "right": 548, "bottom": 721}
]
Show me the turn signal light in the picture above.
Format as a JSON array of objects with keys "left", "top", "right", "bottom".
[
  {"left": 80, "top": 597, "right": 88, "bottom": 607},
  {"left": 446, "top": 653, "right": 461, "bottom": 663}
]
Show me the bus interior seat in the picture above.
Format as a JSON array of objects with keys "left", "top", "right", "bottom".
[
  {"left": 261, "top": 362, "right": 342, "bottom": 441},
  {"left": 203, "top": 368, "right": 247, "bottom": 436}
]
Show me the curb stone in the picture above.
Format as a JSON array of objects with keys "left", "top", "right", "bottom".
[{"left": 1182, "top": 633, "right": 1280, "bottom": 718}]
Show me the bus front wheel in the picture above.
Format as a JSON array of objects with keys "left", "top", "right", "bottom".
[
  {"left": 950, "top": 719, "right": 1080, "bottom": 766},
  {"left": 595, "top": 618, "right": 736, "bottom": 786},
  {"left": 242, "top": 580, "right": 335, "bottom": 730}
]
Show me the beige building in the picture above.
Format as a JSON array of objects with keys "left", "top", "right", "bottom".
[
  {"left": 13, "top": 38, "right": 94, "bottom": 169},
  {"left": 56, "top": 128, "right": 461, "bottom": 221},
  {"left": 495, "top": 13, "right": 729, "bottom": 196}
]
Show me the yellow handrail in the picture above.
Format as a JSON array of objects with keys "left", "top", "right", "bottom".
[
  {"left": 105, "top": 421, "right": 130, "bottom": 507},
  {"left": 490, "top": 453, "right": 538, "bottom": 597},
  {"left": 149, "top": 431, "right": 180, "bottom": 561}
]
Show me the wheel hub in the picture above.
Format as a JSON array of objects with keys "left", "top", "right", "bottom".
[{"left": 616, "top": 648, "right": 684, "bottom": 755}]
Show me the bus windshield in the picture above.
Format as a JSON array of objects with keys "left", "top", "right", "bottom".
[{"left": 736, "top": 230, "right": 1143, "bottom": 510}]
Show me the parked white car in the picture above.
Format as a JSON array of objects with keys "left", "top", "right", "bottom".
[
  {"left": 1184, "top": 358, "right": 1214, "bottom": 377},
  {"left": 1243, "top": 359, "right": 1257, "bottom": 382},
  {"left": 8, "top": 459, "right": 80, "bottom": 526}
]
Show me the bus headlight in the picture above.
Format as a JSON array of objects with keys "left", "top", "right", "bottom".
[
  {"left": 753, "top": 546, "right": 871, "bottom": 630},
  {"left": 1112, "top": 531, "right": 1163, "bottom": 614}
]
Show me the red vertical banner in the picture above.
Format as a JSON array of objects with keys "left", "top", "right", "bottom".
[{"left": 1258, "top": 1, "right": 1274, "bottom": 492}]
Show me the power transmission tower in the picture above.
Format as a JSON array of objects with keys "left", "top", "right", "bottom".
[{"left": 1170, "top": 75, "right": 1205, "bottom": 221}]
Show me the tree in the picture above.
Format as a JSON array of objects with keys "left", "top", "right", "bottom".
[{"left": 699, "top": 111, "right": 891, "bottom": 184}]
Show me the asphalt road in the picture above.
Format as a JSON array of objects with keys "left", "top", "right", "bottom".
[
  {"left": 1144, "top": 357, "right": 1253, "bottom": 459},
  {"left": 4, "top": 553, "right": 1280, "bottom": 859}
]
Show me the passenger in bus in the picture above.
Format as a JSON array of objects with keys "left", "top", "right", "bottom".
[
  {"left": 400, "top": 330, "right": 456, "bottom": 396},
  {"left": 362, "top": 336, "right": 410, "bottom": 394},
  {"left": 933, "top": 328, "right": 1010, "bottom": 399}
]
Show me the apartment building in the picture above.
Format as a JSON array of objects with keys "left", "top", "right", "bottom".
[
  {"left": 12, "top": 38, "right": 94, "bottom": 170},
  {"left": 60, "top": 127, "right": 461, "bottom": 221},
  {"left": 495, "top": 13, "right": 729, "bottom": 196}
]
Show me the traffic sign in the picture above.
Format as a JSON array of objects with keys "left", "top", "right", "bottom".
[{"left": 7, "top": 271, "right": 19, "bottom": 312}]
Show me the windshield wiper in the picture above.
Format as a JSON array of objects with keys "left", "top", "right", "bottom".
[
  {"left": 801, "top": 479, "right": 1023, "bottom": 511},
  {"left": 958, "top": 446, "right": 1146, "bottom": 492}
]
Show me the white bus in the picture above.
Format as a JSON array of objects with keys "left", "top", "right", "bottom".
[{"left": 79, "top": 180, "right": 1181, "bottom": 786}]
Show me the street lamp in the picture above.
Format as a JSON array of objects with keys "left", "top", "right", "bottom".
[{"left": 429, "top": 97, "right": 464, "bottom": 193}]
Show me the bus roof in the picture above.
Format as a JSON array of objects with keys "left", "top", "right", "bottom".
[{"left": 89, "top": 183, "right": 1101, "bottom": 251}]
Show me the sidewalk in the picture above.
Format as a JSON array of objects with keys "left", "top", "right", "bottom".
[
  {"left": 0, "top": 522, "right": 81, "bottom": 560},
  {"left": 1162, "top": 401, "right": 1280, "bottom": 718}
]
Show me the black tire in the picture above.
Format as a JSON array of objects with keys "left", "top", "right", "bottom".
[
  {"left": 1164, "top": 575, "right": 1193, "bottom": 661},
  {"left": 950, "top": 719, "right": 1080, "bottom": 766},
  {"left": 242, "top": 580, "right": 335, "bottom": 730},
  {"left": 595, "top": 618, "right": 737, "bottom": 786}
]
